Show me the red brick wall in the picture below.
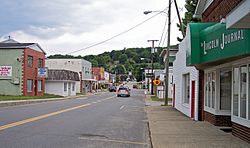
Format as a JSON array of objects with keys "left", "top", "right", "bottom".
[
  {"left": 204, "top": 111, "right": 231, "bottom": 126},
  {"left": 202, "top": 0, "right": 243, "bottom": 22},
  {"left": 23, "top": 48, "right": 45, "bottom": 96},
  {"left": 232, "top": 122, "right": 250, "bottom": 143}
]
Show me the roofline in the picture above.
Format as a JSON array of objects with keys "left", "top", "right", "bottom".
[
  {"left": 194, "top": 0, "right": 207, "bottom": 19},
  {"left": 160, "top": 48, "right": 178, "bottom": 57}
]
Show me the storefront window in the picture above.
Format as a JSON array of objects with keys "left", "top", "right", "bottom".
[
  {"left": 240, "top": 65, "right": 247, "bottom": 119},
  {"left": 220, "top": 70, "right": 232, "bottom": 110},
  {"left": 233, "top": 67, "right": 239, "bottom": 116},
  {"left": 205, "top": 71, "right": 216, "bottom": 109}
]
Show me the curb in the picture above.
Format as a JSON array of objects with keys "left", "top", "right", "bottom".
[{"left": 0, "top": 92, "right": 102, "bottom": 108}]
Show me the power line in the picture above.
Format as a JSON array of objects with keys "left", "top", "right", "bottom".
[{"left": 66, "top": 7, "right": 168, "bottom": 55}]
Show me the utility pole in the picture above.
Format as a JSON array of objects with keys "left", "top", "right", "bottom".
[
  {"left": 165, "top": 0, "right": 171, "bottom": 106},
  {"left": 148, "top": 39, "right": 158, "bottom": 95},
  {"left": 174, "top": 0, "right": 185, "bottom": 37}
]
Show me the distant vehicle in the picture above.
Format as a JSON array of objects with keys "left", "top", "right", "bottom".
[
  {"left": 117, "top": 87, "right": 130, "bottom": 97},
  {"left": 109, "top": 86, "right": 117, "bottom": 92},
  {"left": 133, "top": 85, "right": 138, "bottom": 89}
]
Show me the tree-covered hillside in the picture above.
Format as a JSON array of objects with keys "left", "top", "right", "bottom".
[{"left": 47, "top": 46, "right": 177, "bottom": 81}]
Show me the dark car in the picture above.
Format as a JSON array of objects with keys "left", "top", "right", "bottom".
[{"left": 109, "top": 86, "right": 117, "bottom": 92}]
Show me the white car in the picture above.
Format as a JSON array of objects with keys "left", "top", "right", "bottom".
[{"left": 117, "top": 87, "right": 130, "bottom": 97}]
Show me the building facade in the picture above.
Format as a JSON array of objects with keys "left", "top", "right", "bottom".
[
  {"left": 45, "top": 69, "right": 79, "bottom": 96},
  {"left": 192, "top": 0, "right": 250, "bottom": 142},
  {"left": 173, "top": 36, "right": 200, "bottom": 120},
  {"left": 45, "top": 59, "right": 94, "bottom": 94},
  {"left": 0, "top": 39, "right": 46, "bottom": 96}
]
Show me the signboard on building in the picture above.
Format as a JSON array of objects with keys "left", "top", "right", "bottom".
[
  {"left": 187, "top": 23, "right": 250, "bottom": 66},
  {"left": 0, "top": 66, "right": 12, "bottom": 77},
  {"left": 38, "top": 68, "right": 47, "bottom": 77}
]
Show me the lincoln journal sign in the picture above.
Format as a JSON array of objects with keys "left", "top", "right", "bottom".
[{"left": 202, "top": 30, "right": 244, "bottom": 55}]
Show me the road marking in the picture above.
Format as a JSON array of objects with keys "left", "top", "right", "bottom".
[
  {"left": 0, "top": 95, "right": 116, "bottom": 132},
  {"left": 0, "top": 103, "right": 91, "bottom": 131},
  {"left": 78, "top": 137, "right": 147, "bottom": 145},
  {"left": 120, "top": 105, "right": 125, "bottom": 110}
]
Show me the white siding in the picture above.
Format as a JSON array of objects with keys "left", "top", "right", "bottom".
[
  {"left": 173, "top": 37, "right": 199, "bottom": 120},
  {"left": 45, "top": 81, "right": 77, "bottom": 96},
  {"left": 45, "top": 59, "right": 92, "bottom": 93}
]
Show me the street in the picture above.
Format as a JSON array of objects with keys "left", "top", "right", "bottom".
[{"left": 0, "top": 90, "right": 150, "bottom": 148}]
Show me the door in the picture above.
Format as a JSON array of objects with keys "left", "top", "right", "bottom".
[
  {"left": 68, "top": 82, "right": 71, "bottom": 96},
  {"left": 191, "top": 81, "right": 195, "bottom": 119}
]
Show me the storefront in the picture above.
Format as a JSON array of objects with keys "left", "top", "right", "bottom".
[{"left": 187, "top": 22, "right": 250, "bottom": 142}]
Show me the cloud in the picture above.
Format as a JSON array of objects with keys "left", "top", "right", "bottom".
[{"left": 0, "top": 0, "right": 185, "bottom": 56}]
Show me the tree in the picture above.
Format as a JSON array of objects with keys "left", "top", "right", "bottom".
[
  {"left": 177, "top": 0, "right": 200, "bottom": 42},
  {"left": 119, "top": 54, "right": 128, "bottom": 64}
]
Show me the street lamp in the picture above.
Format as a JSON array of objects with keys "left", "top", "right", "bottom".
[{"left": 143, "top": 0, "right": 175, "bottom": 105}]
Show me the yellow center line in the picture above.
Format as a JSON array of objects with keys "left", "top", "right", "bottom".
[
  {"left": 0, "top": 95, "right": 116, "bottom": 132},
  {"left": 0, "top": 103, "right": 90, "bottom": 131}
]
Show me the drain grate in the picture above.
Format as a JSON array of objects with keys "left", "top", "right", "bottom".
[{"left": 220, "top": 127, "right": 232, "bottom": 133}]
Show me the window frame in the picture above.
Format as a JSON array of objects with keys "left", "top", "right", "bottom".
[
  {"left": 27, "top": 55, "right": 33, "bottom": 68},
  {"left": 27, "top": 79, "right": 33, "bottom": 92},
  {"left": 38, "top": 80, "right": 42, "bottom": 92}
]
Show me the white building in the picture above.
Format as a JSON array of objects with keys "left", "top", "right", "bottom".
[
  {"left": 45, "top": 59, "right": 95, "bottom": 94},
  {"left": 45, "top": 69, "right": 79, "bottom": 96},
  {"left": 173, "top": 36, "right": 199, "bottom": 120}
]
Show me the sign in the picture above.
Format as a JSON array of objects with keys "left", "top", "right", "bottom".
[
  {"left": 38, "top": 68, "right": 46, "bottom": 77},
  {"left": 153, "top": 79, "right": 161, "bottom": 86},
  {"left": 0, "top": 66, "right": 12, "bottom": 77},
  {"left": 187, "top": 23, "right": 250, "bottom": 66}
]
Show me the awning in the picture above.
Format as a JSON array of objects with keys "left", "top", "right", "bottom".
[{"left": 82, "top": 78, "right": 97, "bottom": 82}]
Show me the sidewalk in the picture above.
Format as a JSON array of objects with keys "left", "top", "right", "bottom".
[{"left": 145, "top": 96, "right": 250, "bottom": 148}]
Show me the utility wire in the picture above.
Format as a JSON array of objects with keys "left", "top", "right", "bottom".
[{"left": 67, "top": 7, "right": 168, "bottom": 55}]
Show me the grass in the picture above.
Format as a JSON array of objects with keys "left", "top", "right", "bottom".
[
  {"left": 0, "top": 94, "right": 63, "bottom": 101},
  {"left": 150, "top": 95, "right": 172, "bottom": 102}
]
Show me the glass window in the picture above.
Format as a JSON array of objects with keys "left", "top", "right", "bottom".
[
  {"left": 28, "top": 56, "right": 33, "bottom": 67},
  {"left": 240, "top": 65, "right": 247, "bottom": 118},
  {"left": 38, "top": 80, "right": 42, "bottom": 92},
  {"left": 64, "top": 82, "right": 67, "bottom": 92},
  {"left": 233, "top": 67, "right": 239, "bottom": 116},
  {"left": 220, "top": 70, "right": 232, "bottom": 110},
  {"left": 212, "top": 72, "right": 215, "bottom": 108},
  {"left": 183, "top": 74, "right": 190, "bottom": 104},
  {"left": 27, "top": 79, "right": 33, "bottom": 92},
  {"left": 205, "top": 71, "right": 216, "bottom": 109},
  {"left": 38, "top": 59, "right": 43, "bottom": 68}
]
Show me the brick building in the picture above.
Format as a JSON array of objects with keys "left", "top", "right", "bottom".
[
  {"left": 0, "top": 39, "right": 46, "bottom": 96},
  {"left": 192, "top": 0, "right": 250, "bottom": 143}
]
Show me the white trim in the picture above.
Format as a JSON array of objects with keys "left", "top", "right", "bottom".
[
  {"left": 232, "top": 116, "right": 250, "bottom": 128},
  {"left": 226, "top": 0, "right": 250, "bottom": 29}
]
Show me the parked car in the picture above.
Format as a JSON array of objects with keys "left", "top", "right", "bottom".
[
  {"left": 109, "top": 86, "right": 117, "bottom": 92},
  {"left": 133, "top": 85, "right": 138, "bottom": 89},
  {"left": 117, "top": 87, "right": 130, "bottom": 97}
]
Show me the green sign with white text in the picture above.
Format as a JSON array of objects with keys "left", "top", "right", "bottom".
[{"left": 187, "top": 23, "right": 250, "bottom": 66}]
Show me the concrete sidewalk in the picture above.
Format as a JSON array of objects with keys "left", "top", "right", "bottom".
[{"left": 145, "top": 98, "right": 250, "bottom": 148}]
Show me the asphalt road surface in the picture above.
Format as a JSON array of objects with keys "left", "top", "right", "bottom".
[{"left": 0, "top": 89, "right": 150, "bottom": 148}]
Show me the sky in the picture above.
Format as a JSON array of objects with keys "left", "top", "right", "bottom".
[{"left": 0, "top": 0, "right": 186, "bottom": 56}]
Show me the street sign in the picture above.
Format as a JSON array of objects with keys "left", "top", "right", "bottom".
[{"left": 153, "top": 79, "right": 161, "bottom": 86}]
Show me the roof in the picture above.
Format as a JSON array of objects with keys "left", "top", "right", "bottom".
[
  {"left": 0, "top": 42, "right": 46, "bottom": 54},
  {"left": 46, "top": 69, "right": 80, "bottom": 81},
  {"left": 160, "top": 48, "right": 178, "bottom": 57}
]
